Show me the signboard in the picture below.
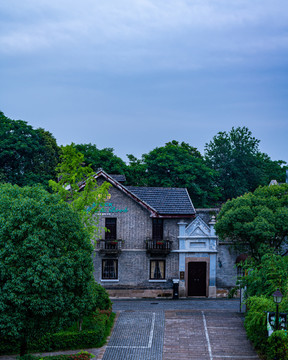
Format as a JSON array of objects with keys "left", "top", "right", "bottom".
[
  {"left": 267, "top": 312, "right": 287, "bottom": 336},
  {"left": 87, "top": 202, "right": 128, "bottom": 214}
]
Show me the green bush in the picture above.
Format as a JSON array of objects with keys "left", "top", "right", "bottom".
[
  {"left": 1, "top": 313, "right": 115, "bottom": 356},
  {"left": 91, "top": 282, "right": 112, "bottom": 311},
  {"left": 244, "top": 296, "right": 274, "bottom": 351},
  {"left": 17, "top": 351, "right": 93, "bottom": 360},
  {"left": 267, "top": 330, "right": 288, "bottom": 360}
]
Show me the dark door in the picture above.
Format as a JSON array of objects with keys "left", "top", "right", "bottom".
[{"left": 188, "top": 262, "right": 207, "bottom": 296}]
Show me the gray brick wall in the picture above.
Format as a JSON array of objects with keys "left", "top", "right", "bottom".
[{"left": 93, "top": 179, "right": 187, "bottom": 291}]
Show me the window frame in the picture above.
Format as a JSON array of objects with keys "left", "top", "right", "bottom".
[
  {"left": 152, "top": 218, "right": 163, "bottom": 240},
  {"left": 102, "top": 259, "right": 118, "bottom": 280},
  {"left": 105, "top": 218, "right": 117, "bottom": 240},
  {"left": 150, "top": 259, "right": 166, "bottom": 280}
]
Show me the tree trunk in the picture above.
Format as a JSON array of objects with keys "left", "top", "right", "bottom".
[{"left": 78, "top": 318, "right": 83, "bottom": 331}]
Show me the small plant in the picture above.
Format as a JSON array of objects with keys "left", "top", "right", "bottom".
[{"left": 228, "top": 286, "right": 239, "bottom": 299}]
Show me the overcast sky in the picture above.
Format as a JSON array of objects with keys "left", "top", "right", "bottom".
[{"left": 1, "top": 0, "right": 287, "bottom": 163}]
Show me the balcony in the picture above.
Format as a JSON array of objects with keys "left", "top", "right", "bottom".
[
  {"left": 145, "top": 239, "right": 172, "bottom": 256},
  {"left": 97, "top": 239, "right": 124, "bottom": 255}
]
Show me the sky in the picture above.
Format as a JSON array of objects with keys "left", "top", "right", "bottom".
[{"left": 0, "top": 0, "right": 288, "bottom": 163}]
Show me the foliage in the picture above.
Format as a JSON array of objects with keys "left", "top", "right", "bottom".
[
  {"left": 1, "top": 312, "right": 115, "bottom": 355},
  {"left": 0, "top": 111, "right": 59, "bottom": 189},
  {"left": 215, "top": 184, "right": 288, "bottom": 261},
  {"left": 244, "top": 296, "right": 275, "bottom": 351},
  {"left": 75, "top": 143, "right": 127, "bottom": 174},
  {"left": 49, "top": 144, "right": 111, "bottom": 241},
  {"left": 90, "top": 281, "right": 112, "bottom": 312},
  {"left": 17, "top": 351, "right": 93, "bottom": 360},
  {"left": 240, "top": 253, "right": 288, "bottom": 298},
  {"left": 267, "top": 330, "right": 288, "bottom": 360},
  {"left": 135, "top": 140, "right": 220, "bottom": 207},
  {"left": 0, "top": 184, "right": 95, "bottom": 356},
  {"left": 244, "top": 296, "right": 288, "bottom": 359},
  {"left": 205, "top": 126, "right": 287, "bottom": 202},
  {"left": 125, "top": 154, "right": 148, "bottom": 186}
]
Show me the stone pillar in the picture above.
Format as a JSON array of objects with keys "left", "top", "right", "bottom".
[{"left": 178, "top": 221, "right": 187, "bottom": 297}]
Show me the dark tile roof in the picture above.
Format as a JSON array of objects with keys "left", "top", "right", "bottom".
[
  {"left": 126, "top": 186, "right": 195, "bottom": 215},
  {"left": 109, "top": 174, "right": 126, "bottom": 183}
]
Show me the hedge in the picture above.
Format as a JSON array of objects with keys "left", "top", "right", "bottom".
[
  {"left": 0, "top": 312, "right": 115, "bottom": 356},
  {"left": 17, "top": 351, "right": 93, "bottom": 360},
  {"left": 244, "top": 296, "right": 288, "bottom": 359}
]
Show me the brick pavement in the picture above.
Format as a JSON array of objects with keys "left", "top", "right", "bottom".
[{"left": 163, "top": 310, "right": 259, "bottom": 360}]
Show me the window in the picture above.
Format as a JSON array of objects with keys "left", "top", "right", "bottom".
[
  {"left": 102, "top": 259, "right": 118, "bottom": 279},
  {"left": 152, "top": 219, "right": 163, "bottom": 240},
  {"left": 150, "top": 260, "right": 165, "bottom": 280},
  {"left": 105, "top": 218, "right": 117, "bottom": 240}
]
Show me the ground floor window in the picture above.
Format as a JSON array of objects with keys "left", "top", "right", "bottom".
[
  {"left": 102, "top": 259, "right": 118, "bottom": 279},
  {"left": 150, "top": 260, "right": 165, "bottom": 280}
]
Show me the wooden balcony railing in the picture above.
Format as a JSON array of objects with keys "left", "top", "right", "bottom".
[
  {"left": 97, "top": 239, "right": 124, "bottom": 255},
  {"left": 145, "top": 239, "right": 172, "bottom": 255}
]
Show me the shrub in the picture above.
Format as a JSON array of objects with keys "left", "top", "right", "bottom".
[
  {"left": 267, "top": 330, "right": 288, "bottom": 360},
  {"left": 244, "top": 296, "right": 274, "bottom": 351},
  {"left": 17, "top": 351, "right": 93, "bottom": 360}
]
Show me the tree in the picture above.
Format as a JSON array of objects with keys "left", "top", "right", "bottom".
[
  {"left": 49, "top": 144, "right": 111, "bottom": 241},
  {"left": 240, "top": 252, "right": 288, "bottom": 299},
  {"left": 215, "top": 184, "right": 288, "bottom": 262},
  {"left": 125, "top": 154, "right": 148, "bottom": 186},
  {"left": 138, "top": 140, "right": 220, "bottom": 207},
  {"left": 0, "top": 111, "right": 60, "bottom": 189},
  {"left": 205, "top": 126, "right": 287, "bottom": 202},
  {"left": 0, "top": 184, "right": 95, "bottom": 356},
  {"left": 75, "top": 143, "right": 127, "bottom": 175}
]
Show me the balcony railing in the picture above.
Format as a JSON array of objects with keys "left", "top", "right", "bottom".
[
  {"left": 97, "top": 239, "right": 124, "bottom": 255},
  {"left": 145, "top": 239, "right": 172, "bottom": 255}
]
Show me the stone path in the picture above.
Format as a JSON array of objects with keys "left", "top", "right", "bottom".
[
  {"left": 163, "top": 310, "right": 259, "bottom": 360},
  {"left": 102, "top": 311, "right": 164, "bottom": 360}
]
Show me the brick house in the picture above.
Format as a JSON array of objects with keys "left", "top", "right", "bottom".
[{"left": 90, "top": 170, "right": 238, "bottom": 298}]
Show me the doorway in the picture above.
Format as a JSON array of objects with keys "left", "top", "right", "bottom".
[{"left": 188, "top": 261, "right": 207, "bottom": 296}]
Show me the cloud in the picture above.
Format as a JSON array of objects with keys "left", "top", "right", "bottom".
[{"left": 0, "top": 0, "right": 288, "bottom": 73}]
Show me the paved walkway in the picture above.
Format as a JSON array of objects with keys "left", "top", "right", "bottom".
[{"left": 0, "top": 299, "right": 259, "bottom": 360}]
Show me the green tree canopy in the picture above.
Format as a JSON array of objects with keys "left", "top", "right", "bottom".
[
  {"left": 205, "top": 126, "right": 286, "bottom": 202},
  {"left": 49, "top": 144, "right": 111, "bottom": 241},
  {"left": 75, "top": 143, "right": 127, "bottom": 175},
  {"left": 0, "top": 111, "right": 60, "bottom": 188},
  {"left": 215, "top": 184, "right": 288, "bottom": 262},
  {"left": 135, "top": 140, "right": 220, "bottom": 207},
  {"left": 0, "top": 184, "right": 95, "bottom": 355}
]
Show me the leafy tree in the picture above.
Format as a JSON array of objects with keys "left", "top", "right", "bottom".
[
  {"left": 0, "top": 184, "right": 95, "bottom": 356},
  {"left": 49, "top": 144, "right": 111, "bottom": 241},
  {"left": 205, "top": 126, "right": 286, "bottom": 202},
  {"left": 74, "top": 143, "right": 127, "bottom": 175},
  {"left": 125, "top": 154, "right": 148, "bottom": 186},
  {"left": 240, "top": 253, "right": 288, "bottom": 298},
  {"left": 138, "top": 140, "right": 220, "bottom": 207},
  {"left": 215, "top": 184, "right": 288, "bottom": 262},
  {"left": 0, "top": 111, "right": 59, "bottom": 188}
]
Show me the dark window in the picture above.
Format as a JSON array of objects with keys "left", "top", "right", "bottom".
[
  {"left": 105, "top": 218, "right": 117, "bottom": 240},
  {"left": 152, "top": 219, "right": 163, "bottom": 240},
  {"left": 102, "top": 259, "right": 118, "bottom": 279},
  {"left": 150, "top": 260, "right": 165, "bottom": 280}
]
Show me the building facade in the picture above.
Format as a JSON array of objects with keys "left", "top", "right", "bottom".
[{"left": 91, "top": 170, "right": 238, "bottom": 298}]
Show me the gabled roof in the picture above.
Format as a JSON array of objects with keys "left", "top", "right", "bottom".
[
  {"left": 81, "top": 169, "right": 195, "bottom": 218},
  {"left": 126, "top": 186, "right": 195, "bottom": 216},
  {"left": 109, "top": 174, "right": 126, "bottom": 183}
]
